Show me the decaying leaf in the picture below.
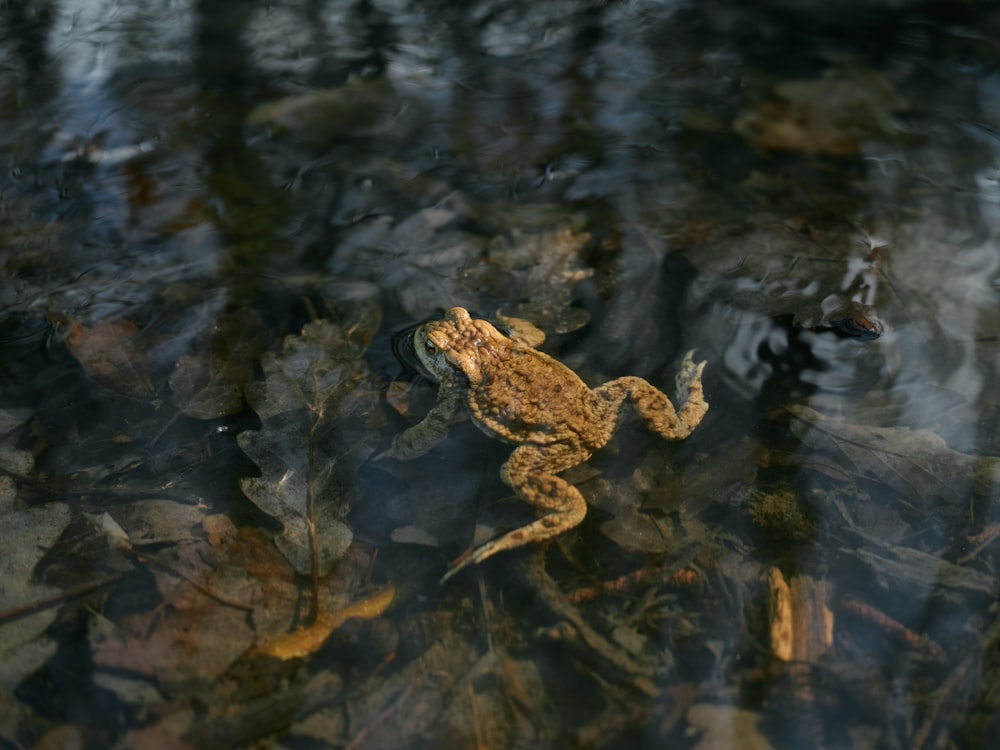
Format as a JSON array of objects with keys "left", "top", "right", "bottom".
[
  {"left": 83, "top": 511, "right": 131, "bottom": 550},
  {"left": 290, "top": 626, "right": 558, "bottom": 748},
  {"left": 91, "top": 527, "right": 300, "bottom": 690},
  {"left": 96, "top": 499, "right": 208, "bottom": 547},
  {"left": 238, "top": 315, "right": 379, "bottom": 575},
  {"left": 597, "top": 498, "right": 676, "bottom": 554},
  {"left": 253, "top": 586, "right": 394, "bottom": 660},
  {"left": 384, "top": 380, "right": 415, "bottom": 417},
  {"left": 330, "top": 208, "right": 490, "bottom": 320},
  {"left": 0, "top": 500, "right": 73, "bottom": 689},
  {"left": 733, "top": 67, "right": 908, "bottom": 155},
  {"left": 169, "top": 307, "right": 264, "bottom": 419},
  {"left": 331, "top": 211, "right": 593, "bottom": 335},
  {"left": 851, "top": 546, "right": 996, "bottom": 597},
  {"left": 786, "top": 405, "right": 1000, "bottom": 506},
  {"left": 48, "top": 313, "right": 155, "bottom": 399},
  {"left": 487, "top": 224, "right": 593, "bottom": 334},
  {"left": 494, "top": 311, "right": 547, "bottom": 348}
]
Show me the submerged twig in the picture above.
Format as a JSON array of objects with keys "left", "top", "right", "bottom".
[
  {"left": 0, "top": 576, "right": 120, "bottom": 625},
  {"left": 522, "top": 549, "right": 658, "bottom": 695},
  {"left": 838, "top": 597, "right": 944, "bottom": 658}
]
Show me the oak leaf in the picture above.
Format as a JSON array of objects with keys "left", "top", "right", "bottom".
[{"left": 238, "top": 317, "right": 378, "bottom": 575}]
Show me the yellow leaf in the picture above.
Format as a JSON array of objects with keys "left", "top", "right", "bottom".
[{"left": 253, "top": 586, "right": 395, "bottom": 660}]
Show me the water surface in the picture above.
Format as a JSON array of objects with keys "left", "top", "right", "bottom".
[{"left": 2, "top": 1, "right": 1000, "bottom": 747}]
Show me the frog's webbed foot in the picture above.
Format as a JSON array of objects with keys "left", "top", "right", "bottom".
[
  {"left": 440, "top": 443, "right": 589, "bottom": 582},
  {"left": 376, "top": 426, "right": 440, "bottom": 461},
  {"left": 672, "top": 350, "right": 708, "bottom": 430},
  {"left": 674, "top": 349, "right": 705, "bottom": 409}
]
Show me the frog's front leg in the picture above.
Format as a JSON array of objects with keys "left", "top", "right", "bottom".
[
  {"left": 381, "top": 385, "right": 466, "bottom": 460},
  {"left": 441, "top": 442, "right": 590, "bottom": 582},
  {"left": 594, "top": 350, "right": 708, "bottom": 442}
]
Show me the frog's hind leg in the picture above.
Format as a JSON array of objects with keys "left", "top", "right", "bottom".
[
  {"left": 595, "top": 351, "right": 708, "bottom": 442},
  {"left": 441, "top": 443, "right": 589, "bottom": 582}
]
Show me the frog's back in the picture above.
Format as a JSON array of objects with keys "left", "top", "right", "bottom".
[{"left": 466, "top": 346, "right": 596, "bottom": 446}]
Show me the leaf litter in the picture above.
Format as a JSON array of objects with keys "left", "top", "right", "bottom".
[
  {"left": 7, "top": 193, "right": 1000, "bottom": 749},
  {"left": 46, "top": 314, "right": 156, "bottom": 400},
  {"left": 238, "top": 307, "right": 381, "bottom": 578},
  {"left": 169, "top": 307, "right": 265, "bottom": 420},
  {"left": 0, "top": 475, "right": 72, "bottom": 691}
]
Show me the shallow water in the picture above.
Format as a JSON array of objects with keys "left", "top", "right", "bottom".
[{"left": 2, "top": 1, "right": 1000, "bottom": 747}]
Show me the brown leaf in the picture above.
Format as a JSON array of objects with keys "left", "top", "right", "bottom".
[
  {"left": 92, "top": 528, "right": 299, "bottom": 683},
  {"left": 384, "top": 380, "right": 415, "bottom": 418},
  {"left": 733, "top": 67, "right": 908, "bottom": 155},
  {"left": 488, "top": 224, "right": 593, "bottom": 334},
  {"left": 169, "top": 308, "right": 264, "bottom": 419},
  {"left": 49, "top": 313, "right": 155, "bottom": 399}
]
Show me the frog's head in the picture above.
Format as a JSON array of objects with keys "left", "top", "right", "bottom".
[{"left": 414, "top": 307, "right": 502, "bottom": 387}]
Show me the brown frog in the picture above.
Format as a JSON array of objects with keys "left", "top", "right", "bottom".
[{"left": 386, "top": 307, "right": 708, "bottom": 581}]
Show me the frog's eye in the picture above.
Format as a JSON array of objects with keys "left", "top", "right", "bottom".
[{"left": 424, "top": 341, "right": 437, "bottom": 357}]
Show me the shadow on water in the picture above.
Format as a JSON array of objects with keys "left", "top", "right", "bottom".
[{"left": 1, "top": 1, "right": 1000, "bottom": 747}]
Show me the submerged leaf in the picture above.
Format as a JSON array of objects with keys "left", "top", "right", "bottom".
[
  {"left": 253, "top": 586, "right": 394, "bottom": 660},
  {"left": 169, "top": 308, "right": 265, "bottom": 419},
  {"left": 247, "top": 78, "right": 395, "bottom": 147},
  {"left": 91, "top": 527, "right": 299, "bottom": 688},
  {"left": 686, "top": 704, "right": 775, "bottom": 750},
  {"left": 331, "top": 212, "right": 592, "bottom": 335},
  {"left": 852, "top": 546, "right": 996, "bottom": 596},
  {"left": 487, "top": 224, "right": 593, "bottom": 334},
  {"left": 238, "top": 317, "right": 378, "bottom": 575},
  {"left": 48, "top": 313, "right": 155, "bottom": 399},
  {"left": 733, "top": 67, "right": 908, "bottom": 155},
  {"left": 0, "top": 502, "right": 72, "bottom": 689},
  {"left": 786, "top": 405, "right": 1000, "bottom": 506}
]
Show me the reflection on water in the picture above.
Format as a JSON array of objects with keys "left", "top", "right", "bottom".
[{"left": 2, "top": 0, "right": 1000, "bottom": 747}]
